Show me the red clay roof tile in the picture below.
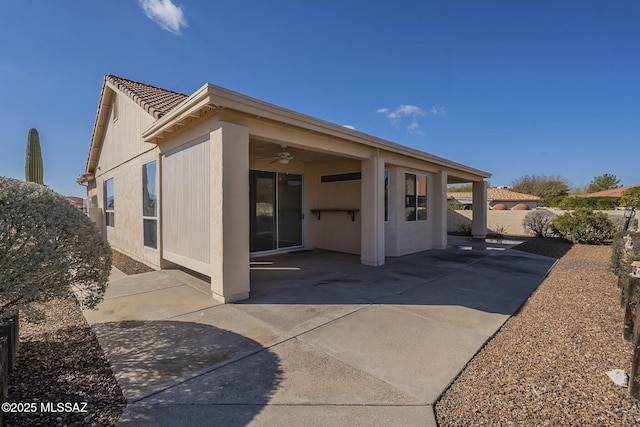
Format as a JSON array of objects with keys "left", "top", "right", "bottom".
[{"left": 106, "top": 75, "right": 188, "bottom": 119}]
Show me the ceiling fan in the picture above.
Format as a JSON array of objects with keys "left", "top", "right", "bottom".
[{"left": 270, "top": 145, "right": 294, "bottom": 164}]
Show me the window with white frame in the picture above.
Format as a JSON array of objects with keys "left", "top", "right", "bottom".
[
  {"left": 104, "top": 178, "right": 115, "bottom": 227},
  {"left": 405, "top": 173, "right": 427, "bottom": 221},
  {"left": 142, "top": 161, "right": 157, "bottom": 249}
]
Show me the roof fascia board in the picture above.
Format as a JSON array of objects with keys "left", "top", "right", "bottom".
[
  {"left": 144, "top": 83, "right": 491, "bottom": 180},
  {"left": 82, "top": 81, "right": 114, "bottom": 178}
]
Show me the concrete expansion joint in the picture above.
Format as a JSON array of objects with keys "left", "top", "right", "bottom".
[
  {"left": 103, "top": 283, "right": 186, "bottom": 301},
  {"left": 129, "top": 305, "right": 370, "bottom": 405}
]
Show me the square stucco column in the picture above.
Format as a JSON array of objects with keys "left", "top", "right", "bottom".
[
  {"left": 210, "top": 122, "right": 250, "bottom": 302},
  {"left": 361, "top": 155, "right": 385, "bottom": 266},
  {"left": 432, "top": 170, "right": 448, "bottom": 249},
  {"left": 472, "top": 180, "right": 488, "bottom": 239}
]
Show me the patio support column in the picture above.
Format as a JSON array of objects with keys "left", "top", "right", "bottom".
[
  {"left": 432, "top": 170, "right": 448, "bottom": 249},
  {"left": 210, "top": 121, "right": 250, "bottom": 302},
  {"left": 472, "top": 180, "right": 488, "bottom": 239},
  {"left": 361, "top": 154, "right": 385, "bottom": 266}
]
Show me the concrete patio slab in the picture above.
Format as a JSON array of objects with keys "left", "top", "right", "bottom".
[
  {"left": 145, "top": 338, "right": 420, "bottom": 406},
  {"left": 84, "top": 284, "right": 219, "bottom": 324},
  {"left": 299, "top": 305, "right": 490, "bottom": 403},
  {"left": 83, "top": 236, "right": 557, "bottom": 426},
  {"left": 172, "top": 305, "right": 283, "bottom": 348},
  {"left": 118, "top": 403, "right": 436, "bottom": 427}
]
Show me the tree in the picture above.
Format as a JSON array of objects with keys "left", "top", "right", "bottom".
[
  {"left": 25, "top": 128, "right": 44, "bottom": 184},
  {"left": 0, "top": 177, "right": 111, "bottom": 322},
  {"left": 586, "top": 173, "right": 620, "bottom": 193},
  {"left": 447, "top": 184, "right": 473, "bottom": 192},
  {"left": 511, "top": 174, "right": 570, "bottom": 206},
  {"left": 620, "top": 186, "right": 640, "bottom": 208}
]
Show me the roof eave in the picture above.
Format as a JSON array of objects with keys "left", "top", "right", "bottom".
[
  {"left": 82, "top": 77, "right": 114, "bottom": 177},
  {"left": 143, "top": 83, "right": 491, "bottom": 180}
]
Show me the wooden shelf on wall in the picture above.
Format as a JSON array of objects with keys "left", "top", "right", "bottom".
[{"left": 310, "top": 209, "right": 359, "bottom": 222}]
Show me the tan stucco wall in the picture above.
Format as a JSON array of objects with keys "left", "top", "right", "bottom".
[
  {"left": 448, "top": 210, "right": 532, "bottom": 236},
  {"left": 95, "top": 150, "right": 161, "bottom": 268},
  {"left": 91, "top": 92, "right": 161, "bottom": 269},
  {"left": 448, "top": 209, "right": 636, "bottom": 236},
  {"left": 385, "top": 166, "right": 434, "bottom": 256},
  {"left": 309, "top": 160, "right": 362, "bottom": 255},
  {"left": 96, "top": 91, "right": 157, "bottom": 173}
]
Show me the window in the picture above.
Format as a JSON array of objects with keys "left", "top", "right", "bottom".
[
  {"left": 405, "top": 173, "right": 427, "bottom": 221},
  {"left": 142, "top": 161, "right": 157, "bottom": 249},
  {"left": 104, "top": 178, "right": 115, "bottom": 227},
  {"left": 384, "top": 170, "right": 389, "bottom": 222}
]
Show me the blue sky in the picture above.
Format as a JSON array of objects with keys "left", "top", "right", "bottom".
[{"left": 1, "top": 1, "right": 638, "bottom": 198}]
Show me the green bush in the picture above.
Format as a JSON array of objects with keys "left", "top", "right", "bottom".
[
  {"left": 553, "top": 208, "right": 616, "bottom": 245},
  {"left": 522, "top": 210, "right": 557, "bottom": 237},
  {"left": 0, "top": 177, "right": 111, "bottom": 322}
]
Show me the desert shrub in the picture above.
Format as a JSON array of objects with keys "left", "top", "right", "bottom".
[
  {"left": 456, "top": 223, "right": 472, "bottom": 236},
  {"left": 447, "top": 203, "right": 467, "bottom": 210},
  {"left": 0, "top": 177, "right": 111, "bottom": 322},
  {"left": 487, "top": 224, "right": 507, "bottom": 239},
  {"left": 522, "top": 210, "right": 557, "bottom": 237},
  {"left": 553, "top": 208, "right": 616, "bottom": 245}
]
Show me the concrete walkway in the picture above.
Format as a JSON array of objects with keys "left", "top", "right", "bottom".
[{"left": 83, "top": 237, "right": 557, "bottom": 426}]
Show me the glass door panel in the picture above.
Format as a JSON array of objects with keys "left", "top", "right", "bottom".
[
  {"left": 250, "top": 171, "right": 276, "bottom": 252},
  {"left": 277, "top": 173, "right": 303, "bottom": 248}
]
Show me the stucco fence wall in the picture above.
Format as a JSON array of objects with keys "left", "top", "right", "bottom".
[{"left": 448, "top": 209, "right": 636, "bottom": 237}]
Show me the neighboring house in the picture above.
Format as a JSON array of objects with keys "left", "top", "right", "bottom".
[
  {"left": 66, "top": 196, "right": 85, "bottom": 211},
  {"left": 78, "top": 75, "right": 491, "bottom": 303},
  {"left": 573, "top": 184, "right": 640, "bottom": 198},
  {"left": 448, "top": 188, "right": 541, "bottom": 210}
]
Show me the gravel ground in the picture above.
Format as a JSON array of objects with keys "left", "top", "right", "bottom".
[
  {"left": 436, "top": 238, "right": 640, "bottom": 426},
  {"left": 4, "top": 297, "right": 126, "bottom": 426},
  {"left": 3, "top": 250, "right": 145, "bottom": 427}
]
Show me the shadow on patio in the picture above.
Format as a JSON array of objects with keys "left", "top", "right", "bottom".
[{"left": 247, "top": 236, "right": 557, "bottom": 316}]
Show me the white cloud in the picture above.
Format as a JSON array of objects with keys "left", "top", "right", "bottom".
[
  {"left": 429, "top": 106, "right": 446, "bottom": 116},
  {"left": 343, "top": 125, "right": 356, "bottom": 130},
  {"left": 138, "top": 0, "right": 187, "bottom": 35},
  {"left": 376, "top": 103, "right": 444, "bottom": 135}
]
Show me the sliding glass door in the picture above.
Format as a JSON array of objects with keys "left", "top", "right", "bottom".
[{"left": 250, "top": 170, "right": 303, "bottom": 253}]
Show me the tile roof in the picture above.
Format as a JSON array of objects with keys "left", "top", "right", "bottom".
[
  {"left": 106, "top": 75, "right": 188, "bottom": 119},
  {"left": 447, "top": 188, "right": 541, "bottom": 201},
  {"left": 574, "top": 184, "right": 640, "bottom": 198}
]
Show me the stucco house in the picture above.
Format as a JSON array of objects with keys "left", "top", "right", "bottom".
[
  {"left": 448, "top": 188, "right": 540, "bottom": 210},
  {"left": 78, "top": 75, "right": 491, "bottom": 303}
]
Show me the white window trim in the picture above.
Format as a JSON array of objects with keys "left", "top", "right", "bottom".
[
  {"left": 405, "top": 172, "right": 427, "bottom": 222},
  {"left": 104, "top": 178, "right": 115, "bottom": 227},
  {"left": 142, "top": 161, "right": 158, "bottom": 250}
]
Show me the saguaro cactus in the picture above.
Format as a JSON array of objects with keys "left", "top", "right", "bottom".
[{"left": 25, "top": 128, "right": 44, "bottom": 184}]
